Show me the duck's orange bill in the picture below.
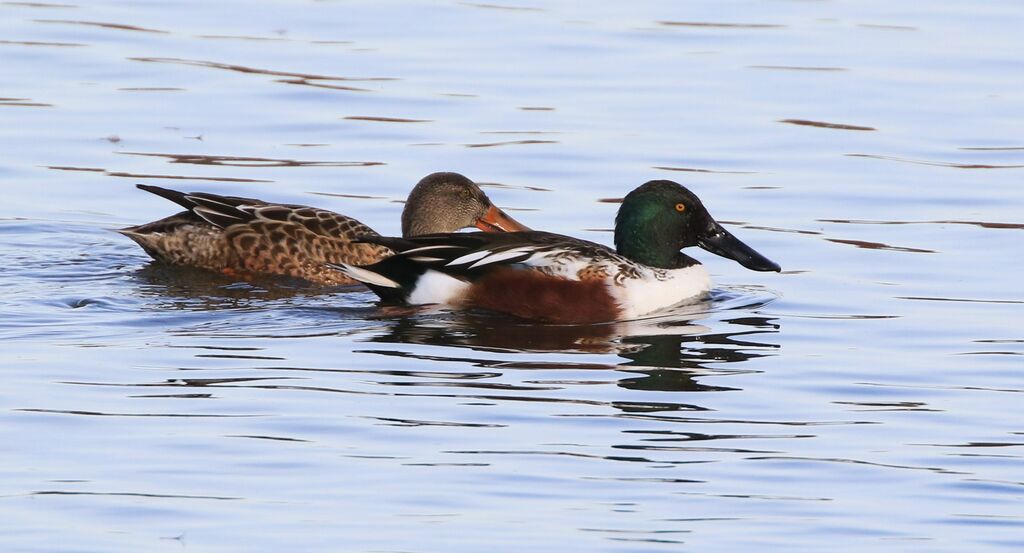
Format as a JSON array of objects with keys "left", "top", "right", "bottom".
[{"left": 475, "top": 204, "right": 531, "bottom": 232}]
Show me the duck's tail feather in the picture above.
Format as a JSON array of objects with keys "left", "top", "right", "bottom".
[
  {"left": 327, "top": 252, "right": 436, "bottom": 303},
  {"left": 136, "top": 184, "right": 195, "bottom": 210},
  {"left": 328, "top": 263, "right": 400, "bottom": 289},
  {"left": 136, "top": 184, "right": 264, "bottom": 229}
]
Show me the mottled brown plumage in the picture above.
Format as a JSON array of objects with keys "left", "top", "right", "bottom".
[{"left": 120, "top": 172, "right": 529, "bottom": 285}]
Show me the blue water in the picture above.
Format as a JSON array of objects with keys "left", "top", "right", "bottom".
[{"left": 2, "top": 1, "right": 1022, "bottom": 551}]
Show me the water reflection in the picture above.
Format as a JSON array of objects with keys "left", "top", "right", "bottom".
[
  {"left": 652, "top": 165, "right": 756, "bottom": 174},
  {"left": 618, "top": 317, "right": 778, "bottom": 394},
  {"left": 748, "top": 65, "right": 847, "bottom": 71},
  {"left": 130, "top": 263, "right": 350, "bottom": 306},
  {"left": 658, "top": 21, "right": 785, "bottom": 29},
  {"left": 464, "top": 139, "right": 559, "bottom": 148},
  {"left": 126, "top": 265, "right": 781, "bottom": 394},
  {"left": 34, "top": 19, "right": 169, "bottom": 34},
  {"left": 846, "top": 153, "right": 1024, "bottom": 169},
  {"left": 825, "top": 237, "right": 936, "bottom": 253},
  {"left": 363, "top": 294, "right": 780, "bottom": 398},
  {"left": 46, "top": 165, "right": 274, "bottom": 183},
  {"left": 0, "top": 96, "right": 53, "bottom": 107},
  {"left": 0, "top": 39, "right": 84, "bottom": 47},
  {"left": 344, "top": 116, "right": 433, "bottom": 123},
  {"left": 109, "top": 263, "right": 781, "bottom": 413},
  {"left": 778, "top": 119, "right": 875, "bottom": 131},
  {"left": 819, "top": 218, "right": 1024, "bottom": 230},
  {"left": 119, "top": 151, "right": 384, "bottom": 167},
  {"left": 127, "top": 57, "right": 398, "bottom": 82}
]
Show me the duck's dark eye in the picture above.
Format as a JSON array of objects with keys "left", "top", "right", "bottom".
[{"left": 675, "top": 203, "right": 686, "bottom": 212}]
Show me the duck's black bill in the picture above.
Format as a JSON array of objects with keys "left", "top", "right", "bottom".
[{"left": 697, "top": 223, "right": 781, "bottom": 272}]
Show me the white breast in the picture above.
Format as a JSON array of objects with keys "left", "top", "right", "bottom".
[{"left": 612, "top": 265, "right": 711, "bottom": 320}]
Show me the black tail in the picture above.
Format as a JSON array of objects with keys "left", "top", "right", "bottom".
[
  {"left": 136, "top": 184, "right": 264, "bottom": 229},
  {"left": 137, "top": 184, "right": 195, "bottom": 210}
]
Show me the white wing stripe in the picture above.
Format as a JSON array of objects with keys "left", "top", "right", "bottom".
[
  {"left": 468, "top": 247, "right": 535, "bottom": 269},
  {"left": 402, "top": 245, "right": 463, "bottom": 255},
  {"left": 193, "top": 206, "right": 245, "bottom": 224},
  {"left": 446, "top": 250, "right": 491, "bottom": 266},
  {"left": 185, "top": 194, "right": 237, "bottom": 209}
]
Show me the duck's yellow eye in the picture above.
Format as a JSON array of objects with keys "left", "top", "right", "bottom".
[{"left": 675, "top": 203, "right": 686, "bottom": 212}]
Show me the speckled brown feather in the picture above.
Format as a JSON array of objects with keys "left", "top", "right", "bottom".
[
  {"left": 120, "top": 199, "right": 390, "bottom": 285},
  {"left": 221, "top": 210, "right": 390, "bottom": 285}
]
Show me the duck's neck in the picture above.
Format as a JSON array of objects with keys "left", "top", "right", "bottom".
[
  {"left": 402, "top": 206, "right": 449, "bottom": 237},
  {"left": 617, "top": 242, "right": 698, "bottom": 269}
]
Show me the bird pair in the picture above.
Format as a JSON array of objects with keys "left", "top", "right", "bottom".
[{"left": 121, "top": 172, "right": 780, "bottom": 324}]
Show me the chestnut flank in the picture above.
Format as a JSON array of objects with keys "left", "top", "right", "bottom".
[{"left": 466, "top": 268, "right": 620, "bottom": 324}]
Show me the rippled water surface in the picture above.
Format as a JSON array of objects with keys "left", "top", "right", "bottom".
[{"left": 3, "top": 1, "right": 1023, "bottom": 551}]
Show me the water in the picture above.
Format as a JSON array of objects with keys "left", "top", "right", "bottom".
[{"left": 2, "top": 1, "right": 1022, "bottom": 551}]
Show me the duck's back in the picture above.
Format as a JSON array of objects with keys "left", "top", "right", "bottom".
[{"left": 121, "top": 185, "right": 390, "bottom": 285}]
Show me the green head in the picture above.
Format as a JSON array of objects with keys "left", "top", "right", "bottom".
[{"left": 614, "top": 180, "right": 781, "bottom": 272}]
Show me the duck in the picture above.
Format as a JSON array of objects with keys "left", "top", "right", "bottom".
[
  {"left": 330, "top": 180, "right": 780, "bottom": 323},
  {"left": 119, "top": 172, "right": 530, "bottom": 285}
]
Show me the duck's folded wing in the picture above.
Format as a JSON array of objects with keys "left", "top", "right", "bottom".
[
  {"left": 353, "top": 231, "right": 620, "bottom": 280},
  {"left": 137, "top": 183, "right": 377, "bottom": 242},
  {"left": 136, "top": 184, "right": 269, "bottom": 228}
]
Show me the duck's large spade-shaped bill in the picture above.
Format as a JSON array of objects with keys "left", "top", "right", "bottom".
[{"left": 697, "top": 222, "right": 781, "bottom": 272}]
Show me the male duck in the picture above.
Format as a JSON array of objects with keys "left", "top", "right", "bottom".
[
  {"left": 331, "top": 180, "right": 780, "bottom": 323},
  {"left": 120, "top": 172, "right": 529, "bottom": 285}
]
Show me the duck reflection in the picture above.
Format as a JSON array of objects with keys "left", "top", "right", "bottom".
[
  {"left": 129, "top": 263, "right": 354, "bottom": 309},
  {"left": 617, "top": 317, "right": 778, "bottom": 393},
  {"left": 364, "top": 295, "right": 780, "bottom": 396},
  {"left": 130, "top": 262, "right": 780, "bottom": 401}
]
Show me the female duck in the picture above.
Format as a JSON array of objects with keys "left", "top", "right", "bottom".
[
  {"left": 332, "top": 180, "right": 780, "bottom": 323},
  {"left": 120, "top": 172, "right": 529, "bottom": 285}
]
